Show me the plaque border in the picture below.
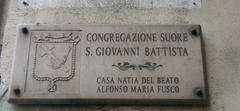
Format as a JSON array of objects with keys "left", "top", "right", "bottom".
[{"left": 8, "top": 25, "right": 209, "bottom": 105}]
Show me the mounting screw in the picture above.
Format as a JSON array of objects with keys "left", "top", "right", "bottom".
[
  {"left": 21, "top": 27, "right": 29, "bottom": 35},
  {"left": 191, "top": 29, "right": 199, "bottom": 36},
  {"left": 193, "top": 2, "right": 196, "bottom": 6},
  {"left": 22, "top": 1, "right": 29, "bottom": 6},
  {"left": 194, "top": 88, "right": 203, "bottom": 98},
  {"left": 14, "top": 88, "right": 21, "bottom": 95}
]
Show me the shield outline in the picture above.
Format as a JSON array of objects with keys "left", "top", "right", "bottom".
[{"left": 31, "top": 31, "right": 81, "bottom": 92}]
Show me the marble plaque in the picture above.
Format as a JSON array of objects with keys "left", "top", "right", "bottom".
[{"left": 8, "top": 25, "right": 208, "bottom": 105}]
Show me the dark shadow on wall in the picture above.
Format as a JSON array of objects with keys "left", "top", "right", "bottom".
[{"left": 0, "top": 0, "right": 9, "bottom": 56}]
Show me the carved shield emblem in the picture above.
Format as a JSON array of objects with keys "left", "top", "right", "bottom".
[{"left": 32, "top": 30, "right": 81, "bottom": 92}]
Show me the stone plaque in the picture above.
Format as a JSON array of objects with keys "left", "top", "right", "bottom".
[{"left": 8, "top": 25, "right": 208, "bottom": 105}]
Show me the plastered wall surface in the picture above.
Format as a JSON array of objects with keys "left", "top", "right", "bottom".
[
  {"left": 0, "top": 0, "right": 8, "bottom": 46},
  {"left": 0, "top": 0, "right": 240, "bottom": 111}
]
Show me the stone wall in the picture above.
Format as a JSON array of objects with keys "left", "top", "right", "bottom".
[
  {"left": 1, "top": 0, "right": 240, "bottom": 111},
  {"left": 0, "top": 0, "right": 8, "bottom": 56}
]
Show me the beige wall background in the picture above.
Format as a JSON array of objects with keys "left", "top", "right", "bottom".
[
  {"left": 1, "top": 0, "right": 240, "bottom": 111},
  {"left": 0, "top": 0, "right": 8, "bottom": 55}
]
